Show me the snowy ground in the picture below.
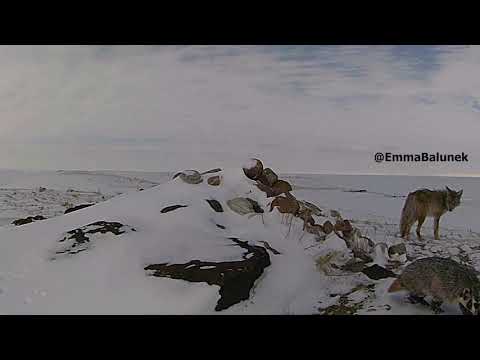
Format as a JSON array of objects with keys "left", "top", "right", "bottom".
[
  {"left": 0, "top": 170, "right": 170, "bottom": 226},
  {"left": 0, "top": 169, "right": 479, "bottom": 314}
]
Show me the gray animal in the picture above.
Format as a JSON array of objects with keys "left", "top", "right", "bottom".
[{"left": 388, "top": 257, "right": 480, "bottom": 315}]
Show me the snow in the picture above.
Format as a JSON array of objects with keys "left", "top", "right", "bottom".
[
  {"left": 242, "top": 159, "right": 259, "bottom": 170},
  {"left": 0, "top": 169, "right": 479, "bottom": 314}
]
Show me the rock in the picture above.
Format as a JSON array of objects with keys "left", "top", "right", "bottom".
[
  {"left": 200, "top": 168, "right": 222, "bottom": 175},
  {"left": 388, "top": 243, "right": 407, "bottom": 257},
  {"left": 361, "top": 264, "right": 397, "bottom": 280},
  {"left": 161, "top": 205, "right": 188, "bottom": 213},
  {"left": 271, "top": 180, "right": 292, "bottom": 195},
  {"left": 334, "top": 219, "right": 353, "bottom": 233},
  {"left": 257, "top": 180, "right": 293, "bottom": 198},
  {"left": 216, "top": 224, "right": 226, "bottom": 229},
  {"left": 227, "top": 198, "right": 258, "bottom": 215},
  {"left": 145, "top": 237, "right": 271, "bottom": 311},
  {"left": 258, "top": 168, "right": 278, "bottom": 187},
  {"left": 207, "top": 175, "right": 222, "bottom": 186},
  {"left": 205, "top": 199, "right": 223, "bottom": 213},
  {"left": 12, "top": 215, "right": 46, "bottom": 226},
  {"left": 299, "top": 201, "right": 323, "bottom": 216},
  {"left": 38, "top": 187, "right": 47, "bottom": 192},
  {"left": 245, "top": 198, "right": 264, "bottom": 213},
  {"left": 174, "top": 170, "right": 203, "bottom": 184},
  {"left": 330, "top": 210, "right": 342, "bottom": 219},
  {"left": 322, "top": 220, "right": 334, "bottom": 234},
  {"left": 242, "top": 158, "right": 263, "bottom": 180},
  {"left": 64, "top": 203, "right": 94, "bottom": 214}
]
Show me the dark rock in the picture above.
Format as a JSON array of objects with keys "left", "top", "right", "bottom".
[
  {"left": 271, "top": 180, "right": 292, "bottom": 195},
  {"left": 361, "top": 264, "right": 397, "bottom": 280},
  {"left": 245, "top": 198, "right": 264, "bottom": 213},
  {"left": 242, "top": 159, "right": 263, "bottom": 180},
  {"left": 334, "top": 219, "right": 353, "bottom": 233},
  {"left": 174, "top": 170, "right": 203, "bottom": 184},
  {"left": 255, "top": 179, "right": 293, "bottom": 198},
  {"left": 200, "top": 168, "right": 222, "bottom": 175},
  {"left": 205, "top": 199, "right": 223, "bottom": 212},
  {"left": 258, "top": 168, "right": 278, "bottom": 187},
  {"left": 64, "top": 203, "right": 94, "bottom": 214},
  {"left": 207, "top": 176, "right": 221, "bottom": 186},
  {"left": 388, "top": 243, "right": 407, "bottom": 257},
  {"left": 145, "top": 237, "right": 271, "bottom": 311},
  {"left": 322, "top": 221, "right": 334, "bottom": 234},
  {"left": 12, "top": 215, "right": 46, "bottom": 226},
  {"left": 161, "top": 205, "right": 188, "bottom": 213},
  {"left": 216, "top": 224, "right": 226, "bottom": 229},
  {"left": 300, "top": 201, "right": 323, "bottom": 216}
]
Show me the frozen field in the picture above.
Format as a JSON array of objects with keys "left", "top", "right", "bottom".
[
  {"left": 0, "top": 170, "right": 171, "bottom": 226},
  {"left": 0, "top": 168, "right": 479, "bottom": 315}
]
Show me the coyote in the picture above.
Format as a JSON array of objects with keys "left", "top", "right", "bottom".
[{"left": 399, "top": 186, "right": 463, "bottom": 240}]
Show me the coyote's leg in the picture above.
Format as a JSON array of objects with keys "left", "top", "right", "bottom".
[
  {"left": 416, "top": 215, "right": 426, "bottom": 240},
  {"left": 430, "top": 299, "right": 444, "bottom": 314},
  {"left": 402, "top": 220, "right": 414, "bottom": 241},
  {"left": 433, "top": 216, "right": 440, "bottom": 240},
  {"left": 407, "top": 294, "right": 429, "bottom": 306}
]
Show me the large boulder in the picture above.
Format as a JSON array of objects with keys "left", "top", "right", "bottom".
[
  {"left": 242, "top": 158, "right": 263, "bottom": 180},
  {"left": 227, "top": 197, "right": 261, "bottom": 215},
  {"left": 271, "top": 180, "right": 292, "bottom": 195},
  {"left": 258, "top": 168, "right": 278, "bottom": 187}
]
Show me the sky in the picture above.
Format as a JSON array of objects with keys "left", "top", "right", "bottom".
[{"left": 1, "top": 45, "right": 479, "bottom": 176}]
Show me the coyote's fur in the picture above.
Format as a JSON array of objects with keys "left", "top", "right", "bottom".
[{"left": 399, "top": 186, "right": 463, "bottom": 240}]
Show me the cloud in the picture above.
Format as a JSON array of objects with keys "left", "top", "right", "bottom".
[{"left": 0, "top": 45, "right": 479, "bottom": 175}]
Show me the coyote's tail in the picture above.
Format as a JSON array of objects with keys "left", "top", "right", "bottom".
[{"left": 399, "top": 193, "right": 416, "bottom": 237}]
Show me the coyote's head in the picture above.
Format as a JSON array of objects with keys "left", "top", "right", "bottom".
[{"left": 445, "top": 186, "right": 463, "bottom": 211}]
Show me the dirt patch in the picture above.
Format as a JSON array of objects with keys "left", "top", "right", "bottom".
[
  {"left": 12, "top": 215, "right": 46, "bottom": 226},
  {"left": 145, "top": 237, "right": 271, "bottom": 311}
]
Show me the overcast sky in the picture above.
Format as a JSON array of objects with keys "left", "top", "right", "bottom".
[{"left": 1, "top": 45, "right": 479, "bottom": 175}]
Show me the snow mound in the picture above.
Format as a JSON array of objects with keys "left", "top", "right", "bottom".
[{"left": 1, "top": 166, "right": 478, "bottom": 315}]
